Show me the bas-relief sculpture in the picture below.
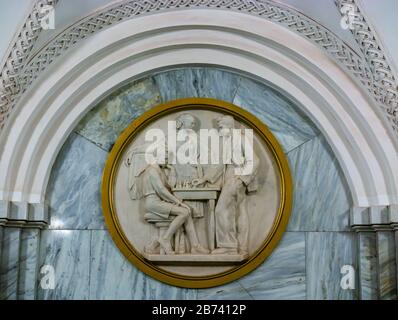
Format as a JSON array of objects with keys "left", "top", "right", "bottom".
[
  {"left": 41, "top": 69, "right": 355, "bottom": 297},
  {"left": 115, "top": 109, "right": 279, "bottom": 278}
]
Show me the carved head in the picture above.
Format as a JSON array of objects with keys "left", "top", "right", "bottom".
[
  {"left": 216, "top": 115, "right": 235, "bottom": 129},
  {"left": 176, "top": 113, "right": 197, "bottom": 130}
]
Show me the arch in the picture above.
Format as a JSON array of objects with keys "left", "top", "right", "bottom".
[{"left": 0, "top": 9, "right": 396, "bottom": 208}]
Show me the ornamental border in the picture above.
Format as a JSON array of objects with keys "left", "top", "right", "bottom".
[{"left": 0, "top": 0, "right": 397, "bottom": 136}]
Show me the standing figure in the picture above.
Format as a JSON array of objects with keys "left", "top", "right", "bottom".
[
  {"left": 193, "top": 115, "right": 259, "bottom": 256},
  {"left": 171, "top": 113, "right": 205, "bottom": 215},
  {"left": 168, "top": 113, "right": 209, "bottom": 248}
]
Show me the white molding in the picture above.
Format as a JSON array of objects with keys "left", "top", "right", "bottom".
[
  {"left": 0, "top": 200, "right": 48, "bottom": 228},
  {"left": 0, "top": 10, "right": 396, "bottom": 210},
  {"left": 336, "top": 0, "right": 398, "bottom": 136},
  {"left": 0, "top": 0, "right": 58, "bottom": 124},
  {"left": 351, "top": 205, "right": 398, "bottom": 231},
  {"left": 0, "top": 0, "right": 397, "bottom": 139}
]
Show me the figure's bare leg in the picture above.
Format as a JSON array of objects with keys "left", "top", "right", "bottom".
[
  {"left": 162, "top": 207, "right": 189, "bottom": 240},
  {"left": 183, "top": 214, "right": 198, "bottom": 246},
  {"left": 158, "top": 206, "right": 190, "bottom": 254},
  {"left": 159, "top": 205, "right": 209, "bottom": 255},
  {"left": 184, "top": 215, "right": 209, "bottom": 254}
]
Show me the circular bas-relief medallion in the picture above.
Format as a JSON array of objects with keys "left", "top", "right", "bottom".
[{"left": 102, "top": 98, "right": 292, "bottom": 288}]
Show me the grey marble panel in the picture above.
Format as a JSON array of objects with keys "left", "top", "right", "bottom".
[
  {"left": 358, "top": 232, "right": 378, "bottom": 300},
  {"left": 307, "top": 232, "right": 358, "bottom": 300},
  {"left": 287, "top": 136, "right": 351, "bottom": 231},
  {"left": 38, "top": 67, "right": 361, "bottom": 300},
  {"left": 154, "top": 68, "right": 241, "bottom": 103},
  {"left": 239, "top": 232, "right": 305, "bottom": 299},
  {"left": 76, "top": 78, "right": 161, "bottom": 151},
  {"left": 198, "top": 232, "right": 305, "bottom": 300},
  {"left": 37, "top": 230, "right": 90, "bottom": 300},
  {"left": 89, "top": 231, "right": 197, "bottom": 300},
  {"left": 233, "top": 77, "right": 318, "bottom": 153},
  {"left": 0, "top": 228, "right": 21, "bottom": 300},
  {"left": 47, "top": 133, "right": 107, "bottom": 230},
  {"left": 376, "top": 231, "right": 397, "bottom": 300},
  {"left": 18, "top": 229, "right": 40, "bottom": 300}
]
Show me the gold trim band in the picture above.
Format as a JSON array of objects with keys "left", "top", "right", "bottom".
[{"left": 102, "top": 98, "right": 293, "bottom": 288}]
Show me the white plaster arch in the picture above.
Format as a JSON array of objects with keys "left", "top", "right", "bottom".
[{"left": 0, "top": 9, "right": 397, "bottom": 209}]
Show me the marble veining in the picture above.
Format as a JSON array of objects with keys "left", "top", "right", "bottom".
[
  {"left": 154, "top": 68, "right": 241, "bottom": 103},
  {"left": 287, "top": 136, "right": 351, "bottom": 231},
  {"left": 0, "top": 228, "right": 21, "bottom": 300},
  {"left": 376, "top": 231, "right": 397, "bottom": 300},
  {"left": 233, "top": 77, "right": 318, "bottom": 153},
  {"left": 17, "top": 229, "right": 40, "bottom": 300},
  {"left": 238, "top": 232, "right": 306, "bottom": 300},
  {"left": 76, "top": 78, "right": 161, "bottom": 151},
  {"left": 47, "top": 133, "right": 108, "bottom": 230},
  {"left": 307, "top": 232, "right": 358, "bottom": 300},
  {"left": 198, "top": 232, "right": 305, "bottom": 300},
  {"left": 358, "top": 232, "right": 378, "bottom": 300},
  {"left": 37, "top": 67, "right": 358, "bottom": 300},
  {"left": 37, "top": 230, "right": 91, "bottom": 300},
  {"left": 89, "top": 231, "right": 197, "bottom": 299}
]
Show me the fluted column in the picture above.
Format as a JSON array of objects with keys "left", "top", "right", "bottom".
[
  {"left": 0, "top": 200, "right": 47, "bottom": 300},
  {"left": 351, "top": 205, "right": 398, "bottom": 300}
]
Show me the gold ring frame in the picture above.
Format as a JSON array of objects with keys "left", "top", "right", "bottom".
[{"left": 102, "top": 98, "right": 293, "bottom": 288}]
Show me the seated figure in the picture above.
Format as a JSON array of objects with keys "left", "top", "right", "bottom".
[{"left": 125, "top": 148, "right": 208, "bottom": 255}]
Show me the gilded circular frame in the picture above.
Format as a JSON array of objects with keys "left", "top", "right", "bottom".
[{"left": 102, "top": 98, "right": 293, "bottom": 288}]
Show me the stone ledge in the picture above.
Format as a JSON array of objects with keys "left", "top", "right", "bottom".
[
  {"left": 350, "top": 205, "right": 398, "bottom": 231},
  {"left": 0, "top": 200, "right": 49, "bottom": 228},
  {"left": 143, "top": 253, "right": 248, "bottom": 266}
]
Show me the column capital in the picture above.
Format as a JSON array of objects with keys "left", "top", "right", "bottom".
[
  {"left": 350, "top": 205, "right": 398, "bottom": 232},
  {"left": 0, "top": 200, "right": 49, "bottom": 228}
]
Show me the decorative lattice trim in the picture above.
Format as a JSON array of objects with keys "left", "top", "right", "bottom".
[{"left": 0, "top": 0, "right": 397, "bottom": 136}]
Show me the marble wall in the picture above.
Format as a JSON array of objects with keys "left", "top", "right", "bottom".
[{"left": 1, "top": 67, "right": 363, "bottom": 300}]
